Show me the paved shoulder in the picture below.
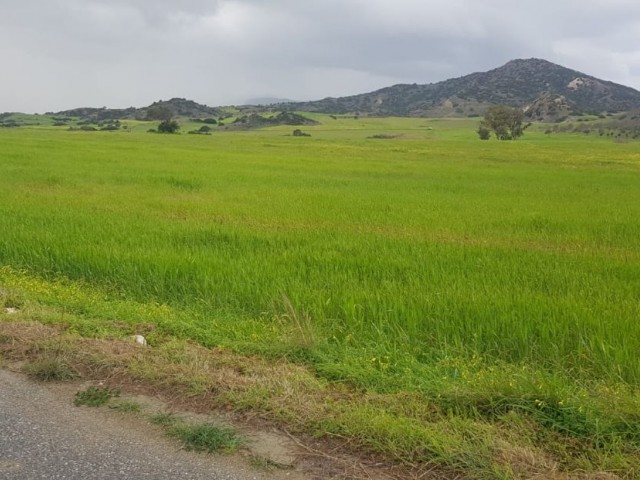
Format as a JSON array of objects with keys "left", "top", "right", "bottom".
[{"left": 0, "top": 370, "right": 265, "bottom": 480}]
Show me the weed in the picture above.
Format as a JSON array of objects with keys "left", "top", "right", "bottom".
[
  {"left": 150, "top": 413, "right": 177, "bottom": 427},
  {"left": 282, "top": 295, "right": 316, "bottom": 352},
  {"left": 108, "top": 400, "right": 142, "bottom": 413},
  {"left": 248, "top": 455, "right": 285, "bottom": 471},
  {"left": 167, "top": 423, "right": 243, "bottom": 453},
  {"left": 0, "top": 289, "right": 24, "bottom": 309},
  {"left": 24, "top": 359, "right": 76, "bottom": 381},
  {"left": 74, "top": 386, "right": 120, "bottom": 407}
]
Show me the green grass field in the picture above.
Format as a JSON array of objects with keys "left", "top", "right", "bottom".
[{"left": 1, "top": 116, "right": 639, "bottom": 477}]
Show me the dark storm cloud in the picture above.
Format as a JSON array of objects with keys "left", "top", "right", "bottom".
[{"left": 1, "top": 0, "right": 640, "bottom": 112}]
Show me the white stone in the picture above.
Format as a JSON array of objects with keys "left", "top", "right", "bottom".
[
  {"left": 4, "top": 307, "right": 18, "bottom": 314},
  {"left": 132, "top": 335, "right": 148, "bottom": 346}
]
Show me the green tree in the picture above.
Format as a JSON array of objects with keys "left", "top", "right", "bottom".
[{"left": 479, "top": 105, "right": 528, "bottom": 140}]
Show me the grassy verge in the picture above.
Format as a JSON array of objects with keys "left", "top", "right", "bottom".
[{"left": 1, "top": 298, "right": 638, "bottom": 478}]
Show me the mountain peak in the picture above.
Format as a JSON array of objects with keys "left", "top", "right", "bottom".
[
  {"left": 285, "top": 58, "right": 640, "bottom": 119},
  {"left": 502, "top": 57, "right": 556, "bottom": 67}
]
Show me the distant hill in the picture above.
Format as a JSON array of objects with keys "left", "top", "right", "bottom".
[
  {"left": 54, "top": 98, "right": 225, "bottom": 122},
  {"left": 3, "top": 99, "right": 318, "bottom": 131},
  {"left": 141, "top": 98, "right": 224, "bottom": 119},
  {"left": 224, "top": 112, "right": 319, "bottom": 130},
  {"left": 282, "top": 59, "right": 640, "bottom": 120}
]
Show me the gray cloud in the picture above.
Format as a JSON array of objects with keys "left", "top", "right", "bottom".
[{"left": 1, "top": 0, "right": 640, "bottom": 112}]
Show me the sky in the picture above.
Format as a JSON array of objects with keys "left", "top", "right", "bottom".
[{"left": 2, "top": 0, "right": 640, "bottom": 113}]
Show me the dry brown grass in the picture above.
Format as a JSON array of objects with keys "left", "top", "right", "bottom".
[
  {"left": 0, "top": 321, "right": 420, "bottom": 479},
  {"left": 0, "top": 320, "right": 627, "bottom": 480}
]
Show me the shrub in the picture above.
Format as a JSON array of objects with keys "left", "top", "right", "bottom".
[
  {"left": 477, "top": 124, "right": 491, "bottom": 140},
  {"left": 188, "top": 125, "right": 212, "bottom": 135},
  {"left": 157, "top": 120, "right": 180, "bottom": 134}
]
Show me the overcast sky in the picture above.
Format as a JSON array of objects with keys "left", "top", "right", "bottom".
[{"left": 2, "top": 0, "right": 640, "bottom": 112}]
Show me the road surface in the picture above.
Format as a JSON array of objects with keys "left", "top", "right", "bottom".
[{"left": 0, "top": 369, "right": 299, "bottom": 480}]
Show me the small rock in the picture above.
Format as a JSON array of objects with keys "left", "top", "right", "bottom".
[
  {"left": 131, "top": 335, "right": 148, "bottom": 346},
  {"left": 4, "top": 307, "right": 19, "bottom": 314}
]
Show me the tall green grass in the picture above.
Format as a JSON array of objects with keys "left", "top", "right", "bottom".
[{"left": 0, "top": 120, "right": 639, "bottom": 387}]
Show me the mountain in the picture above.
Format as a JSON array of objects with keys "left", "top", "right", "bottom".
[
  {"left": 283, "top": 59, "right": 640, "bottom": 120},
  {"left": 54, "top": 98, "right": 224, "bottom": 122},
  {"left": 37, "top": 59, "right": 640, "bottom": 122}
]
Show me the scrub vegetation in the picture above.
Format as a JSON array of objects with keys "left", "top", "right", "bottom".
[{"left": 1, "top": 116, "right": 639, "bottom": 478}]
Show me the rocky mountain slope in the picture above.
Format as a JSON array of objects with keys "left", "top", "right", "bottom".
[{"left": 283, "top": 59, "right": 640, "bottom": 120}]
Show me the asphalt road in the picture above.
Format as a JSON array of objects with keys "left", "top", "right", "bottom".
[{"left": 0, "top": 369, "right": 289, "bottom": 480}]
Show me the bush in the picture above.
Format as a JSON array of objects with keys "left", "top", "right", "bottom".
[
  {"left": 477, "top": 124, "right": 491, "bottom": 140},
  {"left": 368, "top": 134, "right": 399, "bottom": 140},
  {"left": 188, "top": 125, "right": 212, "bottom": 135},
  {"left": 157, "top": 120, "right": 180, "bottom": 134}
]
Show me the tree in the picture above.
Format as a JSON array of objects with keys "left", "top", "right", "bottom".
[
  {"left": 157, "top": 119, "right": 180, "bottom": 134},
  {"left": 479, "top": 105, "right": 528, "bottom": 140}
]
